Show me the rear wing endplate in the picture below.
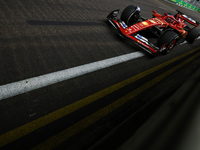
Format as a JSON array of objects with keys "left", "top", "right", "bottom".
[{"left": 176, "top": 10, "right": 199, "bottom": 27}]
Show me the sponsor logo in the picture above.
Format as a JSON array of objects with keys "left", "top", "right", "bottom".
[
  {"left": 113, "top": 11, "right": 118, "bottom": 17},
  {"left": 149, "top": 20, "right": 156, "bottom": 24},
  {"left": 135, "top": 24, "right": 141, "bottom": 29},
  {"left": 142, "top": 22, "right": 148, "bottom": 25},
  {"left": 182, "top": 30, "right": 187, "bottom": 38},
  {"left": 135, "top": 34, "right": 149, "bottom": 45},
  {"left": 128, "top": 28, "right": 133, "bottom": 31},
  {"left": 132, "top": 25, "right": 139, "bottom": 30},
  {"left": 154, "top": 18, "right": 163, "bottom": 25},
  {"left": 182, "top": 14, "right": 196, "bottom": 24}
]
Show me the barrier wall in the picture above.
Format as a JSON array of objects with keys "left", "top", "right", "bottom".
[{"left": 169, "top": 0, "right": 200, "bottom": 13}]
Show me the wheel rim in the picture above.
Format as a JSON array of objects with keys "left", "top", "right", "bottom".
[
  {"left": 159, "top": 44, "right": 167, "bottom": 52},
  {"left": 168, "top": 39, "right": 176, "bottom": 50}
]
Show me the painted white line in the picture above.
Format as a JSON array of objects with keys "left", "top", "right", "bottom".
[
  {"left": 1, "top": 35, "right": 199, "bottom": 101},
  {"left": 0, "top": 52, "right": 145, "bottom": 100}
]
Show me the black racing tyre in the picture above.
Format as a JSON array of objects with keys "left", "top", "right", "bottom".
[
  {"left": 157, "top": 31, "right": 178, "bottom": 54},
  {"left": 121, "top": 5, "right": 139, "bottom": 26},
  {"left": 186, "top": 28, "right": 200, "bottom": 44}
]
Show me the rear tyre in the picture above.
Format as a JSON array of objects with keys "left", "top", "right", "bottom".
[
  {"left": 157, "top": 31, "right": 178, "bottom": 54},
  {"left": 186, "top": 28, "right": 200, "bottom": 44},
  {"left": 121, "top": 5, "right": 140, "bottom": 26}
]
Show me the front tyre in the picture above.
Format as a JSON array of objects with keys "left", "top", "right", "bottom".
[
  {"left": 121, "top": 5, "right": 140, "bottom": 26},
  {"left": 157, "top": 31, "right": 178, "bottom": 55}
]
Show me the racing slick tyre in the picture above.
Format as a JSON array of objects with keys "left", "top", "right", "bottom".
[
  {"left": 157, "top": 31, "right": 178, "bottom": 55},
  {"left": 186, "top": 28, "right": 200, "bottom": 44},
  {"left": 121, "top": 5, "right": 140, "bottom": 26}
]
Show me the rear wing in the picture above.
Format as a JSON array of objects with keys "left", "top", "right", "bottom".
[{"left": 176, "top": 10, "right": 199, "bottom": 27}]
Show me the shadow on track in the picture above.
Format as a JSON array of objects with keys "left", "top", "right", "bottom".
[{"left": 26, "top": 20, "right": 105, "bottom": 26}]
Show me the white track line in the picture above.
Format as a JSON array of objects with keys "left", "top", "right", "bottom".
[
  {"left": 0, "top": 52, "right": 145, "bottom": 101},
  {"left": 1, "top": 36, "right": 200, "bottom": 101}
]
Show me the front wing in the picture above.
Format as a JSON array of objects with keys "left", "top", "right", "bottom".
[{"left": 107, "top": 10, "right": 159, "bottom": 55}]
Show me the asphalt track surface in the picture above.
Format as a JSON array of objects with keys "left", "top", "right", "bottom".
[{"left": 0, "top": 0, "right": 200, "bottom": 149}]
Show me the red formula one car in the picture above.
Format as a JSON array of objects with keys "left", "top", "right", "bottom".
[{"left": 107, "top": 5, "right": 200, "bottom": 55}]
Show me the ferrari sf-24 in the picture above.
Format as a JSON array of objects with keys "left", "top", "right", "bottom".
[{"left": 107, "top": 5, "right": 200, "bottom": 55}]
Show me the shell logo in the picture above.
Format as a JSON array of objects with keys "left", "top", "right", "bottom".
[
  {"left": 182, "top": 30, "right": 187, "bottom": 38},
  {"left": 142, "top": 22, "right": 148, "bottom": 25},
  {"left": 149, "top": 20, "right": 156, "bottom": 24}
]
